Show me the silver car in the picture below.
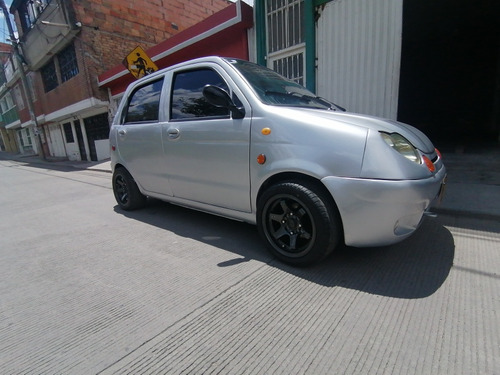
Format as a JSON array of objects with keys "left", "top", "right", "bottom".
[{"left": 110, "top": 56, "right": 446, "bottom": 265}]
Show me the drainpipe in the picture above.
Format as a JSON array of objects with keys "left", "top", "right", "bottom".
[
  {"left": 304, "top": 0, "right": 316, "bottom": 93},
  {"left": 0, "top": 0, "right": 46, "bottom": 159}
]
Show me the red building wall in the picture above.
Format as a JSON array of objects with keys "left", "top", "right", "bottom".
[
  {"left": 99, "top": 1, "right": 254, "bottom": 96},
  {"left": 72, "top": 0, "right": 231, "bottom": 71}
]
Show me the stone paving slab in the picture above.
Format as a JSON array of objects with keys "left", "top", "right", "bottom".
[
  {"left": 1, "top": 150, "right": 499, "bottom": 375},
  {"left": 98, "top": 216, "right": 500, "bottom": 375}
]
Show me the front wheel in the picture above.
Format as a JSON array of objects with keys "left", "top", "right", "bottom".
[
  {"left": 257, "top": 182, "right": 341, "bottom": 265},
  {"left": 112, "top": 167, "right": 147, "bottom": 210}
]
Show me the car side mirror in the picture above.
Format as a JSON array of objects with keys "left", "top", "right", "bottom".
[{"left": 203, "top": 85, "right": 245, "bottom": 119}]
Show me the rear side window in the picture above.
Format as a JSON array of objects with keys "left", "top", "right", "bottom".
[
  {"left": 171, "top": 68, "right": 230, "bottom": 120},
  {"left": 124, "top": 78, "right": 164, "bottom": 124}
]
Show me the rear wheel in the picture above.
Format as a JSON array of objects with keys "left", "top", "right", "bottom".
[
  {"left": 257, "top": 181, "right": 341, "bottom": 265},
  {"left": 112, "top": 167, "right": 147, "bottom": 210}
]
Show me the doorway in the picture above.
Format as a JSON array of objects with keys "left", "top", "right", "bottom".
[
  {"left": 397, "top": 0, "right": 500, "bottom": 149},
  {"left": 74, "top": 122, "right": 87, "bottom": 161}
]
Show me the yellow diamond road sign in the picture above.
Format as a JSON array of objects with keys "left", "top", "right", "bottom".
[{"left": 123, "top": 46, "right": 158, "bottom": 79}]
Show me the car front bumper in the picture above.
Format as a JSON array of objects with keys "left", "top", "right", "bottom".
[{"left": 322, "top": 166, "right": 447, "bottom": 247}]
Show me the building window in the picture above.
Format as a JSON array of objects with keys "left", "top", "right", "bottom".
[
  {"left": 272, "top": 53, "right": 304, "bottom": 86},
  {"left": 267, "top": 0, "right": 304, "bottom": 53},
  {"left": 28, "top": 74, "right": 37, "bottom": 102},
  {"left": 41, "top": 60, "right": 58, "bottom": 92},
  {"left": 13, "top": 85, "right": 25, "bottom": 110},
  {"left": 0, "top": 93, "right": 14, "bottom": 113},
  {"left": 58, "top": 44, "right": 79, "bottom": 83},
  {"left": 18, "top": 0, "right": 52, "bottom": 32},
  {"left": 17, "top": 128, "right": 33, "bottom": 149},
  {"left": 63, "top": 122, "right": 74, "bottom": 143},
  {"left": 84, "top": 113, "right": 110, "bottom": 141},
  {"left": 40, "top": 43, "right": 79, "bottom": 92},
  {"left": 266, "top": 0, "right": 306, "bottom": 85},
  {"left": 0, "top": 97, "right": 6, "bottom": 113}
]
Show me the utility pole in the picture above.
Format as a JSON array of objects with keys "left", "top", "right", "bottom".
[{"left": 0, "top": 0, "right": 45, "bottom": 159}]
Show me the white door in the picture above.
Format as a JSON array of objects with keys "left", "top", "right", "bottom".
[{"left": 47, "top": 123, "right": 66, "bottom": 157}]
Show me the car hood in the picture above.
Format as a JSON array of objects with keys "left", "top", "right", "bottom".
[{"left": 292, "top": 108, "right": 436, "bottom": 154}]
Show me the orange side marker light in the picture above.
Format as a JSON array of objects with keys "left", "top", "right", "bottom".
[
  {"left": 257, "top": 154, "right": 266, "bottom": 165},
  {"left": 422, "top": 155, "right": 435, "bottom": 172}
]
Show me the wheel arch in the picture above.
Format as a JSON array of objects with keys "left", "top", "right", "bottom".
[
  {"left": 112, "top": 162, "right": 126, "bottom": 173},
  {"left": 256, "top": 172, "right": 345, "bottom": 242},
  {"left": 113, "top": 163, "right": 139, "bottom": 183}
]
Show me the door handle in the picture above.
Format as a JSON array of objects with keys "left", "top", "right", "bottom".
[
  {"left": 167, "top": 128, "right": 180, "bottom": 139},
  {"left": 118, "top": 129, "right": 127, "bottom": 136}
]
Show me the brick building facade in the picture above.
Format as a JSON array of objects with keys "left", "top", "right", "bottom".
[{"left": 2, "top": 0, "right": 231, "bottom": 160}]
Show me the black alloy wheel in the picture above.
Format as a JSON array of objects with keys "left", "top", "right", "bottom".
[
  {"left": 257, "top": 181, "right": 341, "bottom": 265},
  {"left": 112, "top": 167, "right": 147, "bottom": 210}
]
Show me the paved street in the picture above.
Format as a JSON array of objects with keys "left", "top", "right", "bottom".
[{"left": 0, "top": 157, "right": 499, "bottom": 374}]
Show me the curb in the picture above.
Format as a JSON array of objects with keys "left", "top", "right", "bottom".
[{"left": 433, "top": 207, "right": 500, "bottom": 222}]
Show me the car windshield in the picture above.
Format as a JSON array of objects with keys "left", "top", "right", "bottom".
[{"left": 225, "top": 58, "right": 344, "bottom": 111}]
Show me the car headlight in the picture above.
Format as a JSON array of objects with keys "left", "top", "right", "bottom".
[{"left": 380, "top": 132, "right": 421, "bottom": 164}]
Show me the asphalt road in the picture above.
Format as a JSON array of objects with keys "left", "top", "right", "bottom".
[{"left": 0, "top": 159, "right": 499, "bottom": 374}]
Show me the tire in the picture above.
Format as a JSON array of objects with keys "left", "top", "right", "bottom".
[
  {"left": 257, "top": 181, "right": 341, "bottom": 265},
  {"left": 112, "top": 167, "right": 147, "bottom": 210}
]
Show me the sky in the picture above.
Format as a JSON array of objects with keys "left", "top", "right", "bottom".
[{"left": 0, "top": 0, "right": 13, "bottom": 43}]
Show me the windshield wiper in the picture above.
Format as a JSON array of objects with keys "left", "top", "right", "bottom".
[
  {"left": 264, "top": 90, "right": 346, "bottom": 111},
  {"left": 264, "top": 90, "right": 299, "bottom": 98},
  {"left": 314, "top": 96, "right": 346, "bottom": 112}
]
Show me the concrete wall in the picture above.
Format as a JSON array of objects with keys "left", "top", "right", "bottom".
[{"left": 316, "top": 0, "right": 403, "bottom": 120}]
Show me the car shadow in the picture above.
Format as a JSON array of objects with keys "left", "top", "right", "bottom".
[
  {"left": 114, "top": 199, "right": 455, "bottom": 299},
  {"left": 0, "top": 158, "right": 83, "bottom": 174}
]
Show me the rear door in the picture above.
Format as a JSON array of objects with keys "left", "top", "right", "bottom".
[
  {"left": 115, "top": 77, "right": 173, "bottom": 196},
  {"left": 162, "top": 64, "right": 252, "bottom": 212}
]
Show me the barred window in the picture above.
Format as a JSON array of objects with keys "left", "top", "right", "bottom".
[
  {"left": 267, "top": 0, "right": 304, "bottom": 53},
  {"left": 266, "top": 0, "right": 306, "bottom": 85},
  {"left": 41, "top": 60, "right": 58, "bottom": 92},
  {"left": 58, "top": 44, "right": 79, "bottom": 83},
  {"left": 272, "top": 52, "right": 304, "bottom": 86}
]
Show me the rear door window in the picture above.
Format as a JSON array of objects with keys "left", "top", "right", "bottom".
[{"left": 123, "top": 78, "right": 164, "bottom": 124}]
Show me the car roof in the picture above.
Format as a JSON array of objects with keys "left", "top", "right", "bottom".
[{"left": 137, "top": 56, "right": 231, "bottom": 82}]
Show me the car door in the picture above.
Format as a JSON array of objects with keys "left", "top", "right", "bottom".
[
  {"left": 115, "top": 77, "right": 173, "bottom": 196},
  {"left": 162, "top": 65, "right": 251, "bottom": 212}
]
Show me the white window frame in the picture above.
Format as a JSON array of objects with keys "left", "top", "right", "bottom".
[
  {"left": 267, "top": 44, "right": 306, "bottom": 85},
  {"left": 265, "top": 0, "right": 305, "bottom": 85},
  {"left": 13, "top": 85, "right": 25, "bottom": 110},
  {"left": 0, "top": 93, "right": 15, "bottom": 114}
]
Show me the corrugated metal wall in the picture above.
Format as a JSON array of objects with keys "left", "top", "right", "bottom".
[{"left": 316, "top": 0, "right": 403, "bottom": 119}]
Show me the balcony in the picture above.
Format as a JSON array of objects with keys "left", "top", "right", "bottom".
[
  {"left": 0, "top": 106, "right": 19, "bottom": 128},
  {"left": 13, "top": 0, "right": 79, "bottom": 71}
]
